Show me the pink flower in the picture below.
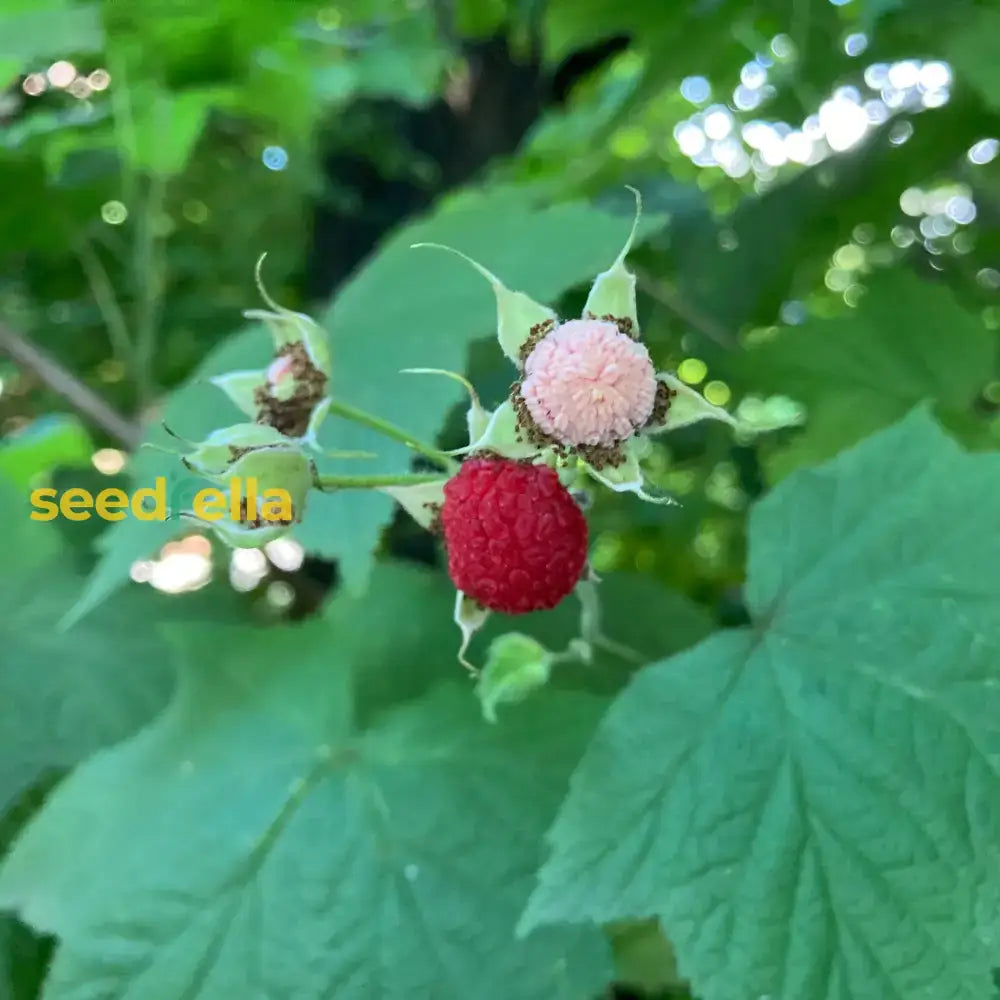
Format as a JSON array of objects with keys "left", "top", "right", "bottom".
[
  {"left": 410, "top": 187, "right": 736, "bottom": 505},
  {"left": 520, "top": 318, "right": 657, "bottom": 448}
]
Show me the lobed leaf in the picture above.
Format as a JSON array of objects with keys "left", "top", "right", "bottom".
[
  {"left": 522, "top": 407, "right": 1000, "bottom": 1000},
  {"left": 0, "top": 563, "right": 617, "bottom": 1000}
]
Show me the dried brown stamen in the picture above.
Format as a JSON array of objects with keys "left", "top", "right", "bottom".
[
  {"left": 643, "top": 379, "right": 676, "bottom": 431},
  {"left": 583, "top": 312, "right": 637, "bottom": 340},
  {"left": 238, "top": 497, "right": 294, "bottom": 530},
  {"left": 254, "top": 341, "right": 327, "bottom": 437},
  {"left": 516, "top": 318, "right": 557, "bottom": 366}
]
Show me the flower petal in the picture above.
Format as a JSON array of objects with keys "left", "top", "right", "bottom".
[
  {"left": 583, "top": 186, "right": 642, "bottom": 329},
  {"left": 379, "top": 478, "right": 448, "bottom": 531},
  {"left": 209, "top": 370, "right": 266, "bottom": 418},
  {"left": 648, "top": 373, "right": 738, "bottom": 432},
  {"left": 454, "top": 591, "right": 490, "bottom": 673},
  {"left": 411, "top": 242, "right": 557, "bottom": 365}
]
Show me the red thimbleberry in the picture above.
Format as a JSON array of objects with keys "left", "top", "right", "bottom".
[{"left": 440, "top": 457, "right": 588, "bottom": 614}]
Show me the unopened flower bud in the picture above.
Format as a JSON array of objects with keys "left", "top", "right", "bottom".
[
  {"left": 475, "top": 632, "right": 553, "bottom": 723},
  {"left": 179, "top": 423, "right": 315, "bottom": 549},
  {"left": 209, "top": 256, "right": 333, "bottom": 446},
  {"left": 180, "top": 423, "right": 292, "bottom": 478}
]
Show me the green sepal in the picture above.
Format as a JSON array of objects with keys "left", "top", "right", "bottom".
[
  {"left": 243, "top": 307, "right": 332, "bottom": 377},
  {"left": 733, "top": 395, "right": 807, "bottom": 436},
  {"left": 454, "top": 591, "right": 490, "bottom": 672},
  {"left": 180, "top": 423, "right": 291, "bottom": 476},
  {"left": 582, "top": 186, "right": 642, "bottom": 329},
  {"left": 216, "top": 447, "right": 315, "bottom": 508},
  {"left": 475, "top": 633, "right": 553, "bottom": 723},
  {"left": 302, "top": 396, "right": 333, "bottom": 450},
  {"left": 246, "top": 254, "right": 333, "bottom": 376},
  {"left": 411, "top": 243, "right": 557, "bottom": 366},
  {"left": 647, "top": 373, "right": 738, "bottom": 433},
  {"left": 467, "top": 400, "right": 545, "bottom": 460},
  {"left": 584, "top": 438, "right": 676, "bottom": 506},
  {"left": 208, "top": 370, "right": 266, "bottom": 419},
  {"left": 181, "top": 511, "right": 292, "bottom": 548},
  {"left": 379, "top": 479, "right": 448, "bottom": 531}
]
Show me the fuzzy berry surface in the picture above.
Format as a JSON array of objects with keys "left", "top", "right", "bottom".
[{"left": 440, "top": 457, "right": 588, "bottom": 615}]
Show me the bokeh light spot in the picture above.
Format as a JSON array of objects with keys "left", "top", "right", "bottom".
[
  {"left": 22, "top": 73, "right": 46, "bottom": 96},
  {"left": 844, "top": 33, "right": 868, "bottom": 56},
  {"left": 704, "top": 380, "right": 731, "bottom": 406},
  {"left": 92, "top": 448, "right": 126, "bottom": 475},
  {"left": 680, "top": 76, "right": 711, "bottom": 104},
  {"left": 969, "top": 138, "right": 999, "bottom": 165},
  {"left": 678, "top": 358, "right": 708, "bottom": 384},
  {"left": 46, "top": 60, "right": 75, "bottom": 88},
  {"left": 262, "top": 145, "right": 289, "bottom": 171},
  {"left": 101, "top": 200, "right": 128, "bottom": 224}
]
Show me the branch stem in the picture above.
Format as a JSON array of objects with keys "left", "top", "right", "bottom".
[
  {"left": 0, "top": 323, "right": 142, "bottom": 448},
  {"left": 633, "top": 267, "right": 737, "bottom": 350}
]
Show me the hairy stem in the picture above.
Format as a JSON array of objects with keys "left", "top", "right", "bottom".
[
  {"left": 327, "top": 399, "right": 458, "bottom": 472},
  {"left": 315, "top": 471, "right": 447, "bottom": 492}
]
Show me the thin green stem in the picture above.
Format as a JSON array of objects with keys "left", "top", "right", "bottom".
[
  {"left": 315, "top": 471, "right": 447, "bottom": 492},
  {"left": 107, "top": 47, "right": 137, "bottom": 206},
  {"left": 327, "top": 398, "right": 459, "bottom": 472},
  {"left": 133, "top": 168, "right": 167, "bottom": 407},
  {"left": 77, "top": 239, "right": 134, "bottom": 366}
]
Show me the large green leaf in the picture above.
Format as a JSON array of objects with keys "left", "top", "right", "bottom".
[
  {"left": 68, "top": 185, "right": 665, "bottom": 623},
  {"left": 127, "top": 87, "right": 227, "bottom": 176},
  {"left": 744, "top": 269, "right": 995, "bottom": 479},
  {"left": 521, "top": 406, "right": 1000, "bottom": 1000},
  {"left": 326, "top": 563, "right": 715, "bottom": 717},
  {"left": 0, "top": 564, "right": 613, "bottom": 1000},
  {"left": 0, "top": 2, "right": 103, "bottom": 70},
  {"left": 0, "top": 416, "right": 92, "bottom": 489},
  {"left": 0, "top": 479, "right": 249, "bottom": 818},
  {"left": 947, "top": 7, "right": 1000, "bottom": 113}
]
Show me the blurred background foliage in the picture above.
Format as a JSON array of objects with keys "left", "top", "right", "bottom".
[{"left": 1, "top": 0, "right": 999, "bottom": 996}]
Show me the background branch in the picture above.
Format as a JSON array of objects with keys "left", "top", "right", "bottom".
[
  {"left": 0, "top": 323, "right": 142, "bottom": 450},
  {"left": 634, "top": 267, "right": 739, "bottom": 350}
]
